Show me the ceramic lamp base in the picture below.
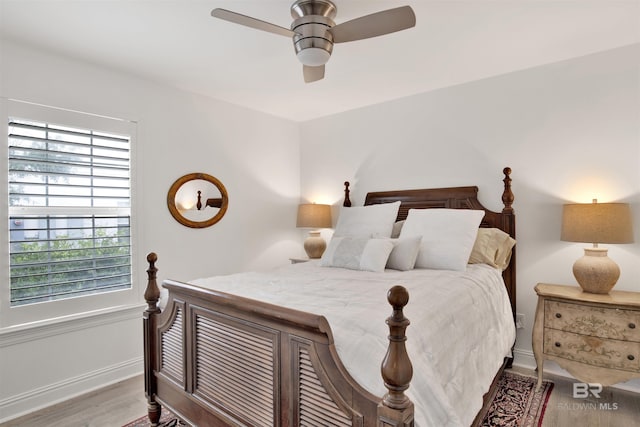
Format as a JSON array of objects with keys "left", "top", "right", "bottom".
[
  {"left": 304, "top": 230, "right": 326, "bottom": 259},
  {"left": 573, "top": 247, "right": 620, "bottom": 294}
]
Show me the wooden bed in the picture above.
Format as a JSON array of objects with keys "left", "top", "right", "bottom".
[{"left": 143, "top": 167, "right": 516, "bottom": 426}]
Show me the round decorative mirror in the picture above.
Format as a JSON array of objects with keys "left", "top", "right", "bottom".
[{"left": 167, "top": 173, "right": 229, "bottom": 228}]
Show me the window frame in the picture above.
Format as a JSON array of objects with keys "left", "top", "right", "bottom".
[{"left": 1, "top": 99, "right": 140, "bottom": 328}]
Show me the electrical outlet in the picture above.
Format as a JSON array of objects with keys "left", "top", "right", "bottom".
[{"left": 515, "top": 313, "right": 525, "bottom": 329}]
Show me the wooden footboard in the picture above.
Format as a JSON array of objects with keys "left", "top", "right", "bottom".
[{"left": 143, "top": 253, "right": 414, "bottom": 427}]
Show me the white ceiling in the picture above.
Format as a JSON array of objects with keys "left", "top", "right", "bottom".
[{"left": 1, "top": 1, "right": 639, "bottom": 122}]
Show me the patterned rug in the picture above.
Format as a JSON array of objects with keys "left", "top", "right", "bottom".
[
  {"left": 122, "top": 410, "right": 187, "bottom": 427},
  {"left": 482, "top": 371, "right": 554, "bottom": 427},
  {"left": 124, "top": 371, "right": 553, "bottom": 427}
]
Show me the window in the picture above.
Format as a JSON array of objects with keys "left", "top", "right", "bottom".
[{"left": 2, "top": 100, "right": 137, "bottom": 326}]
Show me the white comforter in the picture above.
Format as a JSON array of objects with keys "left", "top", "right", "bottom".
[{"left": 174, "top": 261, "right": 515, "bottom": 427}]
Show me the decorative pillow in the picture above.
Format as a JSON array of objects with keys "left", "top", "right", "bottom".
[
  {"left": 386, "top": 236, "right": 422, "bottom": 271},
  {"left": 469, "top": 228, "right": 516, "bottom": 270},
  {"left": 391, "top": 220, "right": 405, "bottom": 238},
  {"left": 400, "top": 208, "right": 485, "bottom": 271},
  {"left": 333, "top": 201, "right": 401, "bottom": 238},
  {"left": 320, "top": 237, "right": 394, "bottom": 272}
]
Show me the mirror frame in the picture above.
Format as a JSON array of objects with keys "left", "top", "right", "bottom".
[{"left": 167, "top": 173, "right": 229, "bottom": 228}]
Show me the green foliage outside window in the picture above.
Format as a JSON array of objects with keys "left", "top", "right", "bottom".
[{"left": 10, "top": 226, "right": 131, "bottom": 305}]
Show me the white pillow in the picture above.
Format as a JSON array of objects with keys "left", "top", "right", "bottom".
[
  {"left": 400, "top": 208, "right": 485, "bottom": 271},
  {"left": 320, "top": 237, "right": 394, "bottom": 272},
  {"left": 386, "top": 236, "right": 422, "bottom": 271},
  {"left": 333, "top": 201, "right": 401, "bottom": 238}
]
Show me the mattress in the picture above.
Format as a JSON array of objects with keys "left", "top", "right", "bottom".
[{"left": 165, "top": 261, "right": 516, "bottom": 427}]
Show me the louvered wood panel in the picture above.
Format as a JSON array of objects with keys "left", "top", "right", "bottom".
[
  {"left": 298, "top": 348, "right": 352, "bottom": 427},
  {"left": 195, "top": 314, "right": 275, "bottom": 427},
  {"left": 160, "top": 308, "right": 183, "bottom": 385}
]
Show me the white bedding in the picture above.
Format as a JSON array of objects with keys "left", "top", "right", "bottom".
[{"left": 165, "top": 261, "right": 515, "bottom": 427}]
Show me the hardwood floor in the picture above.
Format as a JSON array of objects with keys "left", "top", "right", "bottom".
[
  {"left": 534, "top": 372, "right": 640, "bottom": 426},
  {"left": 2, "top": 368, "right": 638, "bottom": 426},
  {"left": 1, "top": 376, "right": 147, "bottom": 427}
]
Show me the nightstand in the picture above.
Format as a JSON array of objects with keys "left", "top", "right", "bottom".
[
  {"left": 533, "top": 283, "right": 640, "bottom": 391},
  {"left": 289, "top": 258, "right": 309, "bottom": 264}
]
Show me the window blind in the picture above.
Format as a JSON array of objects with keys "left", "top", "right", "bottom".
[{"left": 8, "top": 118, "right": 132, "bottom": 306}]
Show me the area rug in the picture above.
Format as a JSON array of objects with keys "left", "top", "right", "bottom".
[
  {"left": 482, "top": 370, "right": 554, "bottom": 427},
  {"left": 122, "top": 410, "right": 187, "bottom": 427},
  {"left": 124, "top": 371, "right": 553, "bottom": 427}
]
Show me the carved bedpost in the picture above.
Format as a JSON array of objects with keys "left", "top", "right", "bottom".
[
  {"left": 343, "top": 181, "right": 352, "bottom": 207},
  {"left": 378, "top": 286, "right": 414, "bottom": 427},
  {"left": 501, "top": 167, "right": 517, "bottom": 339},
  {"left": 501, "top": 167, "right": 514, "bottom": 214},
  {"left": 143, "top": 252, "right": 162, "bottom": 425}
]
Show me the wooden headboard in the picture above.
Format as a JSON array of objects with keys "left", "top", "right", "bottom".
[{"left": 342, "top": 167, "right": 516, "bottom": 315}]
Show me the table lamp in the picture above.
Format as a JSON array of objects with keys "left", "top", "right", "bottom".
[
  {"left": 296, "top": 203, "right": 332, "bottom": 259},
  {"left": 561, "top": 199, "right": 634, "bottom": 294}
]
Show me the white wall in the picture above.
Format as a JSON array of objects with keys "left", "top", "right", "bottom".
[
  {"left": 0, "top": 40, "right": 301, "bottom": 421},
  {"left": 300, "top": 44, "right": 640, "bottom": 388}
]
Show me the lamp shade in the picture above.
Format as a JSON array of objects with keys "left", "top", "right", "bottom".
[
  {"left": 561, "top": 202, "right": 634, "bottom": 244},
  {"left": 296, "top": 204, "right": 332, "bottom": 229},
  {"left": 561, "top": 201, "right": 634, "bottom": 294}
]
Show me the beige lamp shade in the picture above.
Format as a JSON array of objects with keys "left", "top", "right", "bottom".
[
  {"left": 561, "top": 201, "right": 634, "bottom": 294},
  {"left": 296, "top": 204, "right": 332, "bottom": 259},
  {"left": 561, "top": 202, "right": 634, "bottom": 244},
  {"left": 296, "top": 204, "right": 332, "bottom": 229}
]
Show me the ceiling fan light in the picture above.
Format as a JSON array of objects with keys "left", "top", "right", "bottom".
[{"left": 296, "top": 47, "right": 331, "bottom": 66}]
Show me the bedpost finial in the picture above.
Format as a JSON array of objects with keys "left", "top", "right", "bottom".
[
  {"left": 343, "top": 181, "right": 352, "bottom": 207},
  {"left": 147, "top": 252, "right": 158, "bottom": 264},
  {"left": 144, "top": 252, "right": 160, "bottom": 312},
  {"left": 501, "top": 167, "right": 514, "bottom": 213},
  {"left": 387, "top": 285, "right": 409, "bottom": 308}
]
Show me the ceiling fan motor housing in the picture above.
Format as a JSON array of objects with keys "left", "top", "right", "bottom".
[{"left": 290, "top": 0, "right": 337, "bottom": 66}]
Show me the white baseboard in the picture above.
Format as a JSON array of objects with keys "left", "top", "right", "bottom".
[
  {"left": 0, "top": 356, "right": 143, "bottom": 423},
  {"left": 512, "top": 347, "right": 640, "bottom": 394}
]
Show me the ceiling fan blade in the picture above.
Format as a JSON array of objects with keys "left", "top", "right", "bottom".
[
  {"left": 211, "top": 8, "right": 297, "bottom": 38},
  {"left": 329, "top": 6, "right": 416, "bottom": 43},
  {"left": 303, "top": 65, "right": 325, "bottom": 83}
]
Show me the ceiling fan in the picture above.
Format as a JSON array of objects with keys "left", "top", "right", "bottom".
[{"left": 211, "top": 0, "right": 416, "bottom": 83}]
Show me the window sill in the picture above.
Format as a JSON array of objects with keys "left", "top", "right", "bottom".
[{"left": 0, "top": 303, "right": 145, "bottom": 348}]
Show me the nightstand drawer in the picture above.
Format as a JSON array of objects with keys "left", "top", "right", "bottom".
[
  {"left": 544, "top": 300, "right": 640, "bottom": 342},
  {"left": 544, "top": 328, "right": 640, "bottom": 372}
]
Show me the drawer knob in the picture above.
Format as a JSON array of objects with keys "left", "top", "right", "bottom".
[
  {"left": 629, "top": 323, "right": 636, "bottom": 329},
  {"left": 555, "top": 342, "right": 561, "bottom": 347},
  {"left": 628, "top": 355, "right": 635, "bottom": 361},
  {"left": 555, "top": 313, "right": 562, "bottom": 319}
]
